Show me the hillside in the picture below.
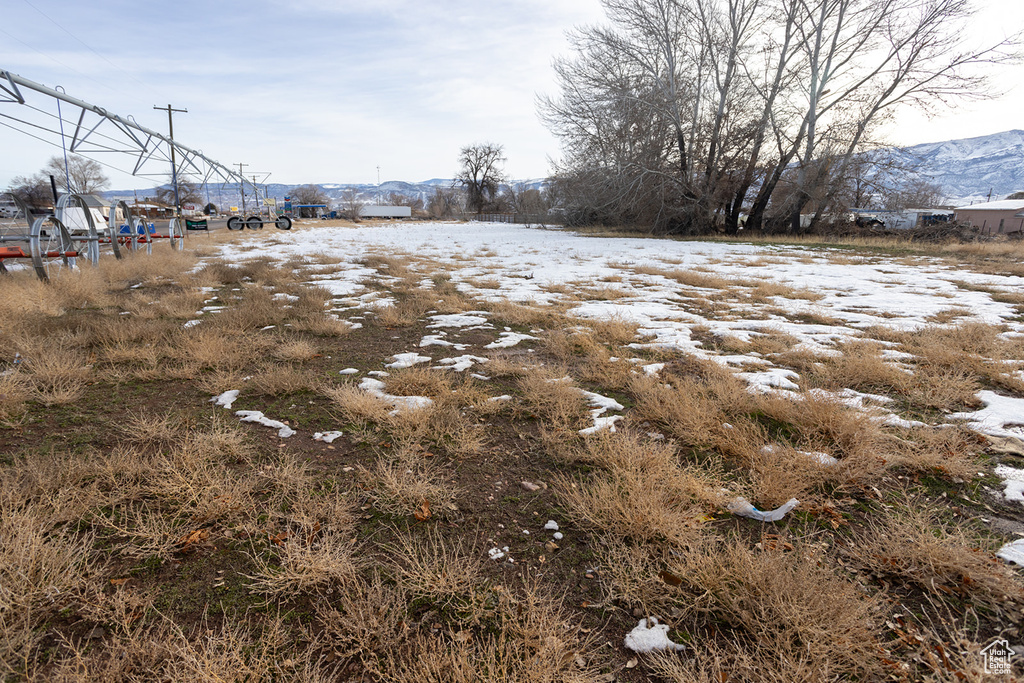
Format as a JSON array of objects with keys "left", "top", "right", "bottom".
[
  {"left": 889, "top": 129, "right": 1024, "bottom": 204},
  {"left": 100, "top": 131, "right": 1024, "bottom": 209}
]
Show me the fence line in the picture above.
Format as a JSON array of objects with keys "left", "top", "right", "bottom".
[{"left": 456, "top": 212, "right": 565, "bottom": 226}]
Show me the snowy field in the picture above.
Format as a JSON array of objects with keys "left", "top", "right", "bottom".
[{"left": 217, "top": 221, "right": 1024, "bottom": 441}]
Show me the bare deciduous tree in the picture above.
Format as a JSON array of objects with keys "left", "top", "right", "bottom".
[
  {"left": 456, "top": 143, "right": 506, "bottom": 213},
  {"left": 291, "top": 184, "right": 330, "bottom": 218},
  {"left": 44, "top": 154, "right": 109, "bottom": 194},
  {"left": 5, "top": 173, "right": 53, "bottom": 210},
  {"left": 541, "top": 0, "right": 1018, "bottom": 235},
  {"left": 427, "top": 187, "right": 464, "bottom": 218},
  {"left": 155, "top": 175, "right": 202, "bottom": 208},
  {"left": 339, "top": 188, "right": 365, "bottom": 220}
]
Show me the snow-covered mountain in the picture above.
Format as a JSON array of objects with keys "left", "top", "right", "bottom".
[
  {"left": 887, "top": 130, "right": 1024, "bottom": 204},
  {"left": 101, "top": 131, "right": 1024, "bottom": 210},
  {"left": 103, "top": 178, "right": 547, "bottom": 209}
]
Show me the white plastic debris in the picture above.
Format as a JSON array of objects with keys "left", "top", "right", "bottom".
[
  {"left": 234, "top": 410, "right": 296, "bottom": 438},
  {"left": 210, "top": 389, "right": 240, "bottom": 409},
  {"left": 624, "top": 617, "right": 686, "bottom": 653},
  {"left": 313, "top": 431, "right": 344, "bottom": 443},
  {"left": 727, "top": 497, "right": 799, "bottom": 522},
  {"left": 544, "top": 520, "right": 559, "bottom": 531},
  {"left": 996, "top": 539, "right": 1024, "bottom": 566}
]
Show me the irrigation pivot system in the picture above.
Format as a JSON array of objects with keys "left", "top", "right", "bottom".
[
  {"left": 0, "top": 69, "right": 260, "bottom": 203},
  {"left": 0, "top": 68, "right": 292, "bottom": 279}
]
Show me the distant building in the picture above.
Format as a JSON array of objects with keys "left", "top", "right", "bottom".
[
  {"left": 954, "top": 199, "right": 1024, "bottom": 235},
  {"left": 850, "top": 208, "right": 953, "bottom": 230},
  {"left": 360, "top": 205, "right": 412, "bottom": 219}
]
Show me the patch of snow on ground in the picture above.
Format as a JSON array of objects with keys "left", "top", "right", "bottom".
[
  {"left": 437, "top": 355, "right": 489, "bottom": 372},
  {"left": 385, "top": 353, "right": 431, "bottom": 369},
  {"left": 420, "top": 333, "right": 467, "bottom": 350},
  {"left": 994, "top": 465, "right": 1024, "bottom": 503},
  {"left": 339, "top": 368, "right": 359, "bottom": 375},
  {"left": 235, "top": 410, "right": 296, "bottom": 438},
  {"left": 485, "top": 331, "right": 538, "bottom": 349},
  {"left": 359, "top": 377, "right": 433, "bottom": 412},
  {"left": 737, "top": 367, "right": 801, "bottom": 393},
  {"left": 950, "top": 391, "right": 1024, "bottom": 439},
  {"left": 578, "top": 390, "right": 625, "bottom": 435},
  {"left": 209, "top": 221, "right": 1024, "bottom": 442},
  {"left": 428, "top": 312, "right": 490, "bottom": 328},
  {"left": 997, "top": 539, "right": 1024, "bottom": 566}
]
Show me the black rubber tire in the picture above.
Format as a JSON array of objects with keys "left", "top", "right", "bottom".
[
  {"left": 245, "top": 216, "right": 264, "bottom": 230},
  {"left": 226, "top": 216, "right": 244, "bottom": 231},
  {"left": 275, "top": 216, "right": 293, "bottom": 230}
]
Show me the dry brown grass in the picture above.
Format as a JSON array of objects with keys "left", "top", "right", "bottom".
[
  {"left": 247, "top": 522, "right": 362, "bottom": 598},
  {"left": 557, "top": 432, "right": 723, "bottom": 546},
  {"left": 843, "top": 502, "right": 1024, "bottom": 610},
  {"left": 516, "top": 367, "right": 589, "bottom": 433},
  {"left": 249, "top": 364, "right": 319, "bottom": 396},
  {"left": 387, "top": 528, "right": 483, "bottom": 607},
  {"left": 375, "top": 288, "right": 437, "bottom": 327},
  {"left": 748, "top": 391, "right": 887, "bottom": 468},
  {"left": 885, "top": 426, "right": 982, "bottom": 479},
  {"left": 809, "top": 341, "right": 912, "bottom": 395},
  {"left": 482, "top": 299, "right": 570, "bottom": 328},
  {"left": 0, "top": 370, "right": 30, "bottom": 419},
  {"left": 271, "top": 338, "right": 318, "bottom": 362},
  {"left": 323, "top": 383, "right": 392, "bottom": 427},
  {"left": 315, "top": 573, "right": 413, "bottom": 667},
  {"left": 0, "top": 504, "right": 101, "bottom": 615},
  {"left": 18, "top": 338, "right": 92, "bottom": 406},
  {"left": 380, "top": 580, "right": 601, "bottom": 683},
  {"left": 665, "top": 540, "right": 887, "bottom": 682},
  {"left": 361, "top": 445, "right": 459, "bottom": 517},
  {"left": 627, "top": 362, "right": 747, "bottom": 448}
]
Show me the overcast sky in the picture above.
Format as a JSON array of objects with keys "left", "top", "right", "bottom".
[{"left": 1, "top": 0, "right": 1022, "bottom": 190}]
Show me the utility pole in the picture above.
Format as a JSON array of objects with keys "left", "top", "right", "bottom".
[
  {"left": 153, "top": 104, "right": 187, "bottom": 216},
  {"left": 237, "top": 163, "right": 249, "bottom": 214}
]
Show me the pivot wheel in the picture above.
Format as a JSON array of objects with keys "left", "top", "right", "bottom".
[
  {"left": 168, "top": 218, "right": 185, "bottom": 250},
  {"left": 29, "top": 216, "right": 75, "bottom": 281}
]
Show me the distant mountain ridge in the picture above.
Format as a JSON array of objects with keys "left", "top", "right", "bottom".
[
  {"left": 100, "top": 130, "right": 1023, "bottom": 209},
  {"left": 102, "top": 178, "right": 547, "bottom": 210},
  {"left": 887, "top": 129, "right": 1024, "bottom": 205}
]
